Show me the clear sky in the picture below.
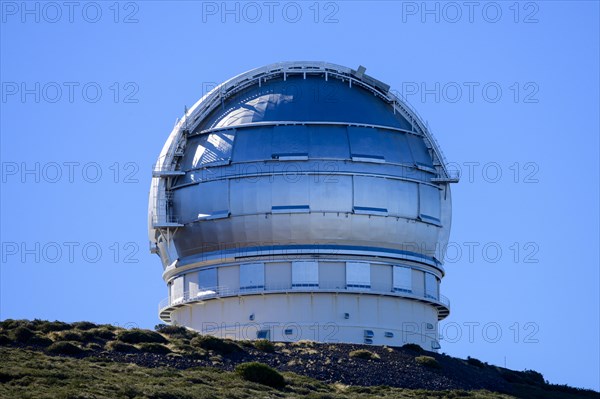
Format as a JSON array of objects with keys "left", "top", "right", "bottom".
[{"left": 1, "top": 0, "right": 598, "bottom": 392}]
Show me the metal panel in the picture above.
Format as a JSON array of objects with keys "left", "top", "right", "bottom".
[
  {"left": 271, "top": 174, "right": 309, "bottom": 207},
  {"left": 230, "top": 176, "right": 272, "bottom": 215},
  {"left": 231, "top": 126, "right": 273, "bottom": 162},
  {"left": 308, "top": 125, "right": 350, "bottom": 159},
  {"left": 346, "top": 262, "right": 371, "bottom": 289},
  {"left": 199, "top": 75, "right": 412, "bottom": 131},
  {"left": 240, "top": 263, "right": 265, "bottom": 290},
  {"left": 185, "top": 271, "right": 199, "bottom": 295},
  {"left": 210, "top": 93, "right": 276, "bottom": 129},
  {"left": 272, "top": 125, "right": 309, "bottom": 158},
  {"left": 419, "top": 184, "right": 441, "bottom": 223},
  {"left": 348, "top": 127, "right": 416, "bottom": 166},
  {"left": 174, "top": 180, "right": 229, "bottom": 222},
  {"left": 218, "top": 266, "right": 239, "bottom": 291},
  {"left": 387, "top": 180, "right": 419, "bottom": 218},
  {"left": 197, "top": 180, "right": 229, "bottom": 219},
  {"left": 371, "top": 264, "right": 392, "bottom": 292},
  {"left": 199, "top": 268, "right": 218, "bottom": 289},
  {"left": 309, "top": 175, "right": 352, "bottom": 212},
  {"left": 292, "top": 261, "right": 319, "bottom": 287},
  {"left": 384, "top": 131, "right": 414, "bottom": 164},
  {"left": 425, "top": 272, "right": 438, "bottom": 300},
  {"left": 348, "top": 126, "right": 385, "bottom": 162},
  {"left": 353, "top": 176, "right": 387, "bottom": 214},
  {"left": 393, "top": 265, "right": 412, "bottom": 293},
  {"left": 318, "top": 262, "right": 345, "bottom": 289},
  {"left": 265, "top": 262, "right": 291, "bottom": 290},
  {"left": 182, "top": 130, "right": 235, "bottom": 169},
  {"left": 412, "top": 269, "right": 425, "bottom": 296},
  {"left": 172, "top": 277, "right": 184, "bottom": 303},
  {"left": 407, "top": 134, "right": 433, "bottom": 168}
]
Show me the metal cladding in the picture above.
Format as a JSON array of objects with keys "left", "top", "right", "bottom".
[{"left": 149, "top": 62, "right": 458, "bottom": 348}]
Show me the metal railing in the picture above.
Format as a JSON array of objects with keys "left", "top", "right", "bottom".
[
  {"left": 388, "top": 93, "right": 455, "bottom": 180},
  {"left": 152, "top": 214, "right": 182, "bottom": 226},
  {"left": 159, "top": 282, "right": 450, "bottom": 312},
  {"left": 152, "top": 163, "right": 182, "bottom": 175}
]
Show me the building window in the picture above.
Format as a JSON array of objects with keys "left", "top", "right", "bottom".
[
  {"left": 346, "top": 262, "right": 371, "bottom": 289},
  {"left": 292, "top": 261, "right": 319, "bottom": 288},
  {"left": 393, "top": 265, "right": 412, "bottom": 293},
  {"left": 425, "top": 272, "right": 438, "bottom": 300},
  {"left": 240, "top": 263, "right": 265, "bottom": 291}
]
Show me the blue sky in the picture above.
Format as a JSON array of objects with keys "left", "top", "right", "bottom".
[{"left": 1, "top": 0, "right": 598, "bottom": 391}]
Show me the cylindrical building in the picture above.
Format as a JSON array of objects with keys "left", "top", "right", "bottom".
[{"left": 149, "top": 62, "right": 458, "bottom": 350}]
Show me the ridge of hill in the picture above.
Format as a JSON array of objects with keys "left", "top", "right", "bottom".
[{"left": 0, "top": 319, "right": 597, "bottom": 399}]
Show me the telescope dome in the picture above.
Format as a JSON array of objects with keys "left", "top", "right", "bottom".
[{"left": 149, "top": 62, "right": 458, "bottom": 349}]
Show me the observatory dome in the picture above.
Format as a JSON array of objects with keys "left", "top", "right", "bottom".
[{"left": 149, "top": 62, "right": 458, "bottom": 349}]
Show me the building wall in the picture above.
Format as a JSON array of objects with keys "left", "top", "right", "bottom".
[
  {"left": 171, "top": 293, "right": 439, "bottom": 348},
  {"left": 165, "top": 258, "right": 443, "bottom": 349}
]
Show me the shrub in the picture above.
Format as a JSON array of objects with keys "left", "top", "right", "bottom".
[
  {"left": 82, "top": 328, "right": 116, "bottom": 341},
  {"left": 235, "top": 362, "right": 285, "bottom": 389},
  {"left": 46, "top": 341, "right": 85, "bottom": 355},
  {"left": 138, "top": 343, "right": 171, "bottom": 354},
  {"left": 522, "top": 369, "right": 545, "bottom": 385},
  {"left": 155, "top": 324, "right": 194, "bottom": 339},
  {"left": 10, "top": 326, "right": 36, "bottom": 343},
  {"left": 291, "top": 340, "right": 315, "bottom": 347},
  {"left": 55, "top": 331, "right": 85, "bottom": 342},
  {"left": 0, "top": 333, "right": 10, "bottom": 345},
  {"left": 349, "top": 349, "right": 380, "bottom": 360},
  {"left": 253, "top": 339, "right": 275, "bottom": 353},
  {"left": 415, "top": 355, "right": 440, "bottom": 369},
  {"left": 105, "top": 341, "right": 139, "bottom": 353},
  {"left": 97, "top": 324, "right": 117, "bottom": 331},
  {"left": 38, "top": 321, "right": 71, "bottom": 333},
  {"left": 190, "top": 335, "right": 240, "bottom": 354},
  {"left": 0, "top": 319, "right": 28, "bottom": 331},
  {"left": 72, "top": 321, "right": 97, "bottom": 331},
  {"left": 27, "top": 335, "right": 53, "bottom": 347},
  {"left": 117, "top": 329, "right": 167, "bottom": 344},
  {"left": 86, "top": 342, "right": 103, "bottom": 351},
  {"left": 501, "top": 369, "right": 545, "bottom": 386},
  {"left": 401, "top": 343, "right": 424, "bottom": 353},
  {"left": 172, "top": 343, "right": 207, "bottom": 359},
  {"left": 467, "top": 356, "right": 485, "bottom": 368}
]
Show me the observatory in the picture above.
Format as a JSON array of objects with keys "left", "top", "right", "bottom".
[{"left": 149, "top": 62, "right": 458, "bottom": 349}]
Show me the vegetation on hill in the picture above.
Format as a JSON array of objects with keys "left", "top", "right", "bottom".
[{"left": 0, "top": 319, "right": 597, "bottom": 399}]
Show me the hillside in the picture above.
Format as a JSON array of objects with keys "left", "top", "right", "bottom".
[{"left": 0, "top": 319, "right": 597, "bottom": 399}]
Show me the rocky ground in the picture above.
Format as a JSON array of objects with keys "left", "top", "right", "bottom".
[{"left": 88, "top": 342, "right": 513, "bottom": 392}]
